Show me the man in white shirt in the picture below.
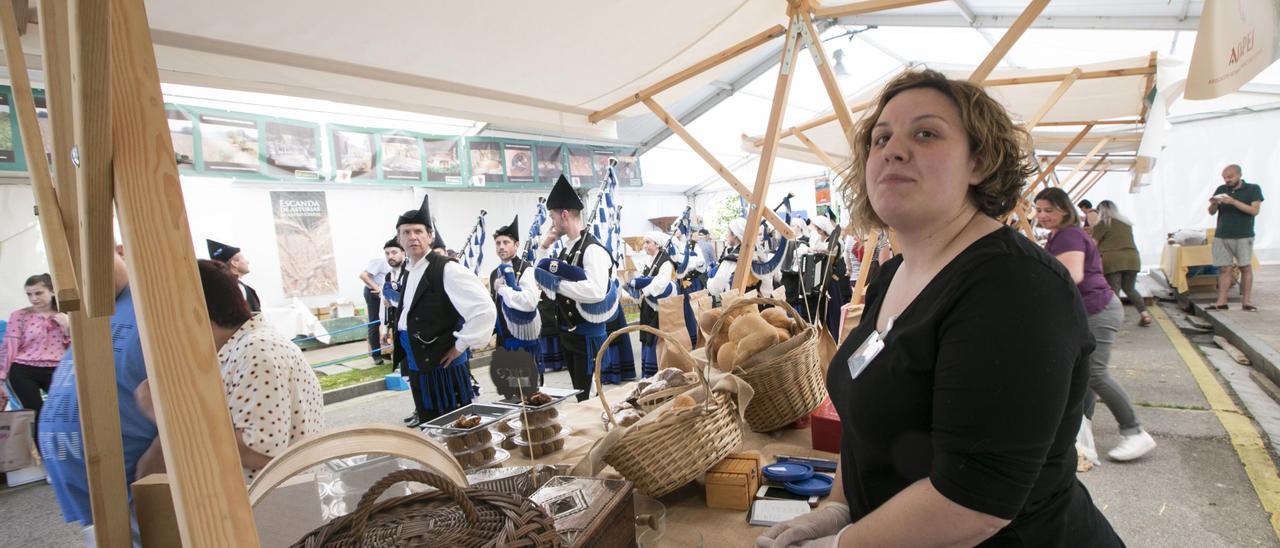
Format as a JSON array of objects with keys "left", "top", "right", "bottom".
[
  {"left": 708, "top": 218, "right": 748, "bottom": 297},
  {"left": 392, "top": 195, "right": 497, "bottom": 424},
  {"left": 535, "top": 175, "right": 618, "bottom": 400},
  {"left": 358, "top": 239, "right": 402, "bottom": 365}
]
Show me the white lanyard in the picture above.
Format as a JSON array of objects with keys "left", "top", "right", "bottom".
[{"left": 847, "top": 316, "right": 896, "bottom": 380}]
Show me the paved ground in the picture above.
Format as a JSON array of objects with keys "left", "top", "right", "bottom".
[
  {"left": 1192, "top": 264, "right": 1278, "bottom": 353},
  {"left": 4, "top": 311, "right": 1279, "bottom": 547}
]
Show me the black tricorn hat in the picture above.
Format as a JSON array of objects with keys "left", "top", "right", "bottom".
[
  {"left": 206, "top": 239, "right": 240, "bottom": 263},
  {"left": 397, "top": 194, "right": 433, "bottom": 229},
  {"left": 546, "top": 174, "right": 583, "bottom": 211},
  {"left": 494, "top": 214, "right": 519, "bottom": 241}
]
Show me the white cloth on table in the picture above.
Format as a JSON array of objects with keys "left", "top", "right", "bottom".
[{"left": 259, "top": 302, "right": 329, "bottom": 344}]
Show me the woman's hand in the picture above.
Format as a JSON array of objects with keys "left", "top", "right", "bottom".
[
  {"left": 756, "top": 503, "right": 851, "bottom": 548},
  {"left": 52, "top": 312, "right": 70, "bottom": 334}
]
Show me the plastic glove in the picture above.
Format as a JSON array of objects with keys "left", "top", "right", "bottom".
[
  {"left": 498, "top": 263, "right": 518, "bottom": 289},
  {"left": 534, "top": 266, "right": 561, "bottom": 293},
  {"left": 755, "top": 503, "right": 850, "bottom": 548}
]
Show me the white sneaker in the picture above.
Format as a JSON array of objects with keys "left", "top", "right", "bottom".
[{"left": 1108, "top": 430, "right": 1157, "bottom": 462}]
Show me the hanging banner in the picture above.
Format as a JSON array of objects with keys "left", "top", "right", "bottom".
[
  {"left": 814, "top": 176, "right": 831, "bottom": 217},
  {"left": 1186, "top": 0, "right": 1280, "bottom": 99},
  {"left": 271, "top": 191, "right": 339, "bottom": 297}
]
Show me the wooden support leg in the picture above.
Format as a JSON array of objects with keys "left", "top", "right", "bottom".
[
  {"left": 797, "top": 8, "right": 855, "bottom": 141},
  {"left": 735, "top": 15, "right": 803, "bottom": 290},
  {"left": 111, "top": 0, "right": 260, "bottom": 545},
  {"left": 70, "top": 0, "right": 116, "bottom": 318}
]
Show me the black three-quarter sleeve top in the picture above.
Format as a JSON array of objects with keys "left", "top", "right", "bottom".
[{"left": 827, "top": 226, "right": 1123, "bottom": 547}]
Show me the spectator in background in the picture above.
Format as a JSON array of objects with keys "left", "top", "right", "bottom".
[
  {"left": 40, "top": 245, "right": 156, "bottom": 541},
  {"left": 206, "top": 239, "right": 261, "bottom": 313},
  {"left": 1037, "top": 187, "right": 1156, "bottom": 462},
  {"left": 1077, "top": 199, "right": 1099, "bottom": 230},
  {"left": 135, "top": 260, "right": 323, "bottom": 483},
  {"left": 358, "top": 240, "right": 404, "bottom": 365},
  {"left": 1, "top": 274, "right": 71, "bottom": 431},
  {"left": 1207, "top": 164, "right": 1265, "bottom": 311},
  {"left": 1090, "top": 201, "right": 1153, "bottom": 327}
]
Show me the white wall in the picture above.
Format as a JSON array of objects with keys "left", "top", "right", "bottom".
[
  {"left": 1078, "top": 109, "right": 1279, "bottom": 266},
  {"left": 0, "top": 184, "right": 47, "bottom": 316}
]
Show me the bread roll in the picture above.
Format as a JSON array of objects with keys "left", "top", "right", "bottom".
[
  {"left": 728, "top": 312, "right": 773, "bottom": 342},
  {"left": 716, "top": 341, "right": 738, "bottom": 372},
  {"left": 775, "top": 327, "right": 791, "bottom": 342},
  {"left": 700, "top": 308, "right": 723, "bottom": 332},
  {"left": 736, "top": 329, "right": 779, "bottom": 359},
  {"left": 761, "top": 307, "right": 793, "bottom": 330}
]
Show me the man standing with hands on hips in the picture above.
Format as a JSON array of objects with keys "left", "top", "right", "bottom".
[
  {"left": 393, "top": 195, "right": 496, "bottom": 423},
  {"left": 1207, "top": 164, "right": 1264, "bottom": 311}
]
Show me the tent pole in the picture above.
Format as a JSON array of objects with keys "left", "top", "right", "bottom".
[
  {"left": 1021, "top": 123, "right": 1095, "bottom": 200},
  {"left": 1065, "top": 153, "right": 1111, "bottom": 197},
  {"left": 588, "top": 25, "right": 787, "bottom": 123},
  {"left": 735, "top": 13, "right": 803, "bottom": 291},
  {"left": 798, "top": 6, "right": 856, "bottom": 142},
  {"left": 112, "top": 0, "right": 262, "bottom": 545},
  {"left": 966, "top": 0, "right": 1051, "bottom": 83},
  {"left": 70, "top": 0, "right": 117, "bottom": 318},
  {"left": 642, "top": 98, "right": 793, "bottom": 238}
]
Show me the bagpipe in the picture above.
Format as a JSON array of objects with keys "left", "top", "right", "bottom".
[
  {"left": 497, "top": 199, "right": 546, "bottom": 347},
  {"left": 460, "top": 210, "right": 487, "bottom": 276},
  {"left": 665, "top": 206, "right": 699, "bottom": 278},
  {"left": 534, "top": 160, "right": 622, "bottom": 325},
  {"left": 750, "top": 193, "right": 794, "bottom": 278}
]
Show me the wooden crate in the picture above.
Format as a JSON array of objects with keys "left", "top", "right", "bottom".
[{"left": 705, "top": 452, "right": 760, "bottom": 511}]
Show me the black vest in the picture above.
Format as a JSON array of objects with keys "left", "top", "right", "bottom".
[
  {"left": 555, "top": 233, "right": 612, "bottom": 331},
  {"left": 383, "top": 267, "right": 405, "bottom": 328},
  {"left": 489, "top": 257, "right": 528, "bottom": 345},
  {"left": 394, "top": 255, "right": 461, "bottom": 368},
  {"left": 240, "top": 281, "right": 261, "bottom": 313}
]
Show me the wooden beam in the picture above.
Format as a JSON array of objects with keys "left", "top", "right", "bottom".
[
  {"left": 967, "top": 0, "right": 1050, "bottom": 83},
  {"left": 1071, "top": 163, "right": 1111, "bottom": 203},
  {"left": 1022, "top": 123, "right": 1093, "bottom": 200},
  {"left": 1138, "top": 51, "right": 1158, "bottom": 123},
  {"left": 1024, "top": 68, "right": 1082, "bottom": 129},
  {"left": 111, "top": 0, "right": 261, "bottom": 545},
  {"left": 793, "top": 130, "right": 842, "bottom": 172},
  {"left": 642, "top": 98, "right": 793, "bottom": 239},
  {"left": 1058, "top": 137, "right": 1111, "bottom": 190},
  {"left": 35, "top": 2, "right": 132, "bottom": 546},
  {"left": 0, "top": 0, "right": 80, "bottom": 312},
  {"left": 851, "top": 230, "right": 879, "bottom": 304},
  {"left": 983, "top": 66, "right": 1155, "bottom": 87},
  {"left": 813, "top": 0, "right": 943, "bottom": 19},
  {"left": 1064, "top": 153, "right": 1110, "bottom": 197},
  {"left": 588, "top": 25, "right": 787, "bottom": 123},
  {"left": 1034, "top": 118, "right": 1142, "bottom": 127},
  {"left": 736, "top": 17, "right": 802, "bottom": 290},
  {"left": 70, "top": 0, "right": 115, "bottom": 318},
  {"left": 798, "top": 8, "right": 855, "bottom": 143}
]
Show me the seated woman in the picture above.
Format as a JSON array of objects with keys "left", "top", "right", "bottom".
[
  {"left": 759, "top": 70, "right": 1121, "bottom": 546},
  {"left": 136, "top": 260, "right": 324, "bottom": 483}
]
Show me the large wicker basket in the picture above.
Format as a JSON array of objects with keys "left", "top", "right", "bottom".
[
  {"left": 292, "top": 468, "right": 560, "bottom": 548},
  {"left": 593, "top": 325, "right": 745, "bottom": 498},
  {"left": 708, "top": 297, "right": 827, "bottom": 432}
]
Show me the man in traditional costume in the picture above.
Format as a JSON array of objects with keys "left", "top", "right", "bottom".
[
  {"left": 393, "top": 195, "right": 496, "bottom": 424},
  {"left": 490, "top": 215, "right": 548, "bottom": 381},
  {"left": 207, "top": 239, "right": 261, "bottom": 312},
  {"left": 626, "top": 231, "right": 677, "bottom": 377}
]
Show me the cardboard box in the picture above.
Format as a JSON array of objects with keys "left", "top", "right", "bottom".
[
  {"left": 811, "top": 396, "right": 841, "bottom": 454},
  {"left": 705, "top": 452, "right": 760, "bottom": 511}
]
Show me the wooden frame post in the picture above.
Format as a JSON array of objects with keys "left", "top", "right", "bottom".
[
  {"left": 642, "top": 98, "right": 793, "bottom": 238},
  {"left": 112, "top": 0, "right": 261, "bottom": 545},
  {"left": 798, "top": 6, "right": 856, "bottom": 142},
  {"left": 1058, "top": 137, "right": 1112, "bottom": 190},
  {"left": 1065, "top": 153, "right": 1110, "bottom": 197},
  {"left": 1024, "top": 68, "right": 1083, "bottom": 129},
  {"left": 34, "top": 2, "right": 133, "bottom": 545},
  {"left": 793, "top": 130, "right": 842, "bottom": 172},
  {"left": 735, "top": 14, "right": 803, "bottom": 290},
  {"left": 966, "top": 0, "right": 1051, "bottom": 84},
  {"left": 1021, "top": 123, "right": 1094, "bottom": 200},
  {"left": 850, "top": 230, "right": 879, "bottom": 305},
  {"left": 1071, "top": 163, "right": 1111, "bottom": 203},
  {"left": 70, "top": 0, "right": 116, "bottom": 318}
]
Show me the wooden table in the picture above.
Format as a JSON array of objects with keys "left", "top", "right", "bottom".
[{"left": 1160, "top": 236, "right": 1260, "bottom": 294}]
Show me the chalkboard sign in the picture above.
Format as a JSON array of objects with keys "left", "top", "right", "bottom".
[{"left": 488, "top": 347, "right": 540, "bottom": 399}]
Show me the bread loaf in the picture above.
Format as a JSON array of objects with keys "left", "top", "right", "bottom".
[
  {"left": 775, "top": 327, "right": 791, "bottom": 342},
  {"left": 736, "top": 329, "right": 779, "bottom": 360},
  {"left": 716, "top": 341, "right": 739, "bottom": 372},
  {"left": 760, "top": 307, "right": 792, "bottom": 330},
  {"left": 728, "top": 312, "right": 773, "bottom": 342},
  {"left": 699, "top": 309, "right": 723, "bottom": 334}
]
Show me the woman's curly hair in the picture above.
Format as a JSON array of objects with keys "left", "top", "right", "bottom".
[{"left": 839, "top": 69, "right": 1034, "bottom": 232}]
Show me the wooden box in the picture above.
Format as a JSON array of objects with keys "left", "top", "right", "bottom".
[
  {"left": 529, "top": 476, "right": 637, "bottom": 547},
  {"left": 705, "top": 452, "right": 761, "bottom": 511}
]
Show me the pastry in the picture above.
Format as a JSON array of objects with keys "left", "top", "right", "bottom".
[
  {"left": 699, "top": 309, "right": 723, "bottom": 334},
  {"left": 524, "top": 406, "right": 559, "bottom": 423},
  {"left": 452, "top": 414, "right": 482, "bottom": 429},
  {"left": 524, "top": 391, "right": 553, "bottom": 406},
  {"left": 519, "top": 438, "right": 566, "bottom": 458},
  {"left": 446, "top": 435, "right": 469, "bottom": 453}
]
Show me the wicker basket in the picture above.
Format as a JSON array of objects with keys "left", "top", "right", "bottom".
[
  {"left": 708, "top": 297, "right": 827, "bottom": 432},
  {"left": 292, "top": 468, "right": 560, "bottom": 548},
  {"left": 593, "top": 325, "right": 745, "bottom": 498}
]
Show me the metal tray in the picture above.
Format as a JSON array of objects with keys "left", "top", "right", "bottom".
[
  {"left": 496, "top": 386, "right": 582, "bottom": 410},
  {"left": 419, "top": 403, "right": 520, "bottom": 434}
]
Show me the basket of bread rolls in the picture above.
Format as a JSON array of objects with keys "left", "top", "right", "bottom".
[
  {"left": 704, "top": 296, "right": 826, "bottom": 432},
  {"left": 591, "top": 325, "right": 746, "bottom": 498}
]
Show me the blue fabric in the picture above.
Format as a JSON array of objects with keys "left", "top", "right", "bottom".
[
  {"left": 537, "top": 335, "right": 564, "bottom": 372},
  {"left": 641, "top": 341, "right": 659, "bottom": 378},
  {"left": 623, "top": 281, "right": 641, "bottom": 300},
  {"left": 534, "top": 266, "right": 561, "bottom": 293},
  {"left": 683, "top": 294, "right": 700, "bottom": 346},
  {"left": 381, "top": 279, "right": 402, "bottom": 304},
  {"left": 399, "top": 330, "right": 474, "bottom": 417},
  {"left": 600, "top": 308, "right": 636, "bottom": 384},
  {"left": 498, "top": 263, "right": 518, "bottom": 288},
  {"left": 538, "top": 258, "right": 587, "bottom": 282},
  {"left": 633, "top": 276, "right": 655, "bottom": 290},
  {"left": 38, "top": 288, "right": 157, "bottom": 526}
]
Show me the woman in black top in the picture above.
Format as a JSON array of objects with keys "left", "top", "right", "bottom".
[{"left": 758, "top": 70, "right": 1122, "bottom": 547}]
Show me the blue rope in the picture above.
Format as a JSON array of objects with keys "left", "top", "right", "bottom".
[
  {"left": 310, "top": 345, "right": 393, "bottom": 369},
  {"left": 292, "top": 319, "right": 380, "bottom": 343}
]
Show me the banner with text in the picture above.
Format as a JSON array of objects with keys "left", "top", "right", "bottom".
[
  {"left": 271, "top": 191, "right": 339, "bottom": 297},
  {"left": 1187, "top": 0, "right": 1280, "bottom": 99}
]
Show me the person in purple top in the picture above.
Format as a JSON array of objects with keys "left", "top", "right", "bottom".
[{"left": 1036, "top": 187, "right": 1156, "bottom": 462}]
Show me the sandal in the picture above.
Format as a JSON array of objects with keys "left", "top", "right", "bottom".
[
  {"left": 1139, "top": 312, "right": 1153, "bottom": 327},
  {"left": 1205, "top": 304, "right": 1229, "bottom": 311},
  {"left": 1243, "top": 305, "right": 1259, "bottom": 312}
]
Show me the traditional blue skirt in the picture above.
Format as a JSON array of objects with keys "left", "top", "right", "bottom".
[
  {"left": 399, "top": 331, "right": 475, "bottom": 419},
  {"left": 601, "top": 308, "right": 636, "bottom": 384},
  {"left": 641, "top": 341, "right": 659, "bottom": 378},
  {"left": 537, "top": 335, "right": 565, "bottom": 372}
]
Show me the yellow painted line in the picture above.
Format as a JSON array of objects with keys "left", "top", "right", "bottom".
[{"left": 1153, "top": 307, "right": 1280, "bottom": 538}]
